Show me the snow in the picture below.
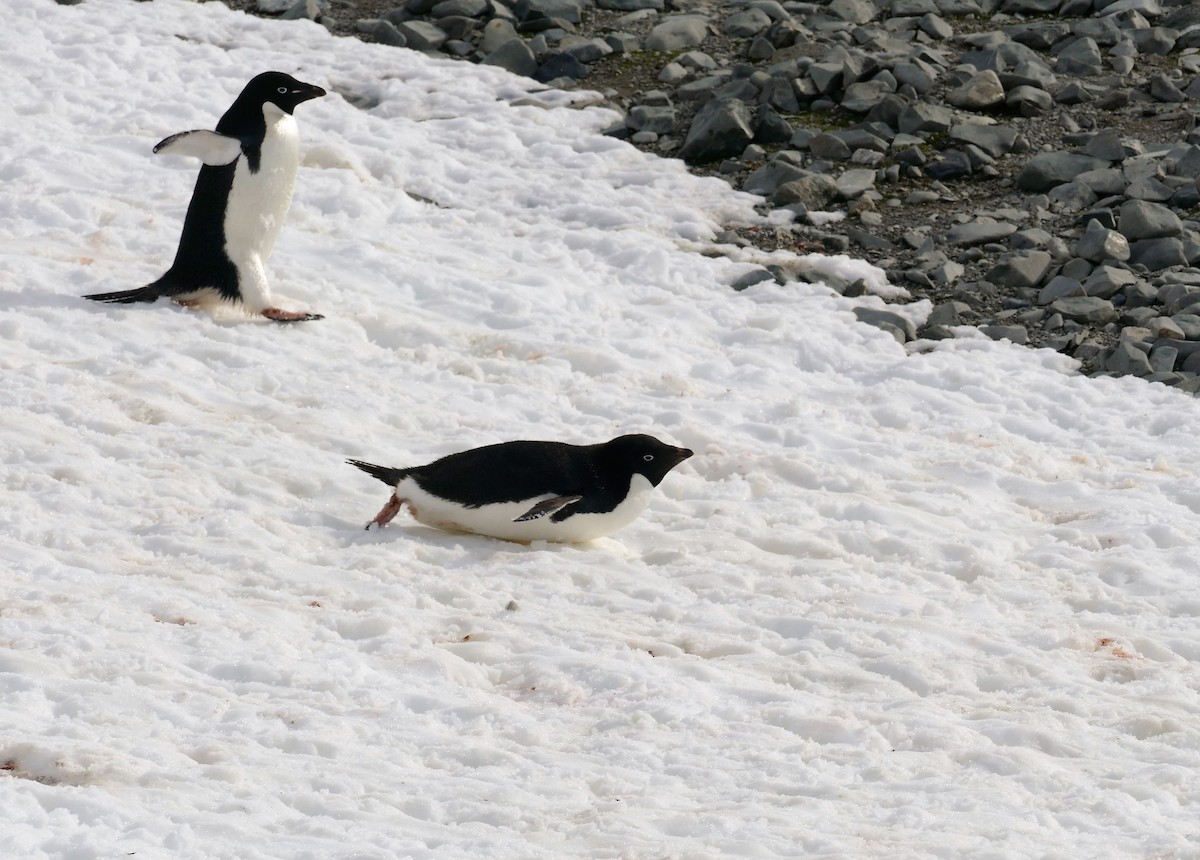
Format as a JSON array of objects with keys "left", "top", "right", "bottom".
[{"left": 2, "top": 0, "right": 1200, "bottom": 857}]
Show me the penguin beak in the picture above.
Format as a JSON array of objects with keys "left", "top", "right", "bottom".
[
  {"left": 296, "top": 83, "right": 326, "bottom": 102},
  {"left": 676, "top": 447, "right": 694, "bottom": 463}
]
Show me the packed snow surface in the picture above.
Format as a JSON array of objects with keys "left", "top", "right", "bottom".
[{"left": 3, "top": 1, "right": 1200, "bottom": 857}]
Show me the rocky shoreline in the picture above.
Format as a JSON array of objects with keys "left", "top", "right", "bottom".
[{"left": 224, "top": 0, "right": 1200, "bottom": 388}]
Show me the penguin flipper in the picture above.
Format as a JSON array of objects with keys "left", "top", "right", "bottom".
[
  {"left": 513, "top": 495, "right": 584, "bottom": 523},
  {"left": 153, "top": 130, "right": 243, "bottom": 166}
]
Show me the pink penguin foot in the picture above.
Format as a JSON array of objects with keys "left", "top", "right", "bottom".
[{"left": 262, "top": 306, "right": 324, "bottom": 322}]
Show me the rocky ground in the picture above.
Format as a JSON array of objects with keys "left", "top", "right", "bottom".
[{"left": 220, "top": 0, "right": 1200, "bottom": 388}]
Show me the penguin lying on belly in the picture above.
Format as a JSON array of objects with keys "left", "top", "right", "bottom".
[
  {"left": 348, "top": 434, "right": 694, "bottom": 544},
  {"left": 86, "top": 71, "right": 326, "bottom": 322}
]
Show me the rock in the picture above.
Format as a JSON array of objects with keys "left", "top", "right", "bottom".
[
  {"left": 948, "top": 123, "right": 1019, "bottom": 158},
  {"left": 808, "top": 133, "right": 852, "bottom": 161},
  {"left": 731, "top": 268, "right": 778, "bottom": 291},
  {"left": 947, "top": 219, "right": 1018, "bottom": 247},
  {"left": 395, "top": 20, "right": 448, "bottom": 51},
  {"left": 1106, "top": 341, "right": 1153, "bottom": 376},
  {"left": 723, "top": 9, "right": 772, "bottom": 38},
  {"left": 645, "top": 16, "right": 710, "bottom": 52},
  {"left": 836, "top": 168, "right": 876, "bottom": 199},
  {"left": 677, "top": 98, "right": 757, "bottom": 164},
  {"left": 827, "top": 0, "right": 879, "bottom": 24},
  {"left": 432, "top": 0, "right": 488, "bottom": 15},
  {"left": 946, "top": 70, "right": 1005, "bottom": 110},
  {"left": 987, "top": 250, "right": 1053, "bottom": 289},
  {"left": 741, "top": 160, "right": 808, "bottom": 195},
  {"left": 1038, "top": 274, "right": 1085, "bottom": 304},
  {"left": 520, "top": 0, "right": 584, "bottom": 23},
  {"left": 853, "top": 307, "right": 917, "bottom": 341},
  {"left": 482, "top": 38, "right": 538, "bottom": 75},
  {"left": 1075, "top": 220, "right": 1131, "bottom": 262},
  {"left": 1055, "top": 37, "right": 1103, "bottom": 76},
  {"left": 1128, "top": 238, "right": 1187, "bottom": 271},
  {"left": 1149, "top": 74, "right": 1186, "bottom": 104},
  {"left": 981, "top": 324, "right": 1029, "bottom": 345},
  {"left": 1017, "top": 153, "right": 1109, "bottom": 192},
  {"left": 534, "top": 53, "right": 589, "bottom": 83},
  {"left": 1050, "top": 296, "right": 1118, "bottom": 324},
  {"left": 925, "top": 151, "right": 973, "bottom": 180},
  {"left": 627, "top": 104, "right": 676, "bottom": 135},
  {"left": 897, "top": 103, "right": 953, "bottom": 135},
  {"left": 1119, "top": 200, "right": 1183, "bottom": 240},
  {"left": 1006, "top": 85, "right": 1053, "bottom": 116},
  {"left": 770, "top": 175, "right": 839, "bottom": 209},
  {"left": 360, "top": 18, "right": 408, "bottom": 46}
]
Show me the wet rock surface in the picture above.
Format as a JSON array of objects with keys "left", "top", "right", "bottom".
[{"left": 226, "top": 0, "right": 1200, "bottom": 388}]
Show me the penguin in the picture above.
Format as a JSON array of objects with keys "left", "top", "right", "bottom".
[
  {"left": 347, "top": 434, "right": 694, "bottom": 543},
  {"left": 84, "top": 71, "right": 327, "bottom": 322}
]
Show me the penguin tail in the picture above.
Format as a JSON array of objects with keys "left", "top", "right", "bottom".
[
  {"left": 347, "top": 459, "right": 409, "bottom": 488},
  {"left": 83, "top": 283, "right": 164, "bottom": 304}
]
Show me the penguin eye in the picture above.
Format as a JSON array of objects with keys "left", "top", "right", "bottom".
[
  {"left": 642, "top": 454, "right": 655, "bottom": 462},
  {"left": 277, "top": 87, "right": 288, "bottom": 94}
]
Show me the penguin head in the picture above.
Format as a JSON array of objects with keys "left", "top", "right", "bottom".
[
  {"left": 600, "top": 434, "right": 694, "bottom": 487},
  {"left": 241, "top": 71, "right": 327, "bottom": 116}
]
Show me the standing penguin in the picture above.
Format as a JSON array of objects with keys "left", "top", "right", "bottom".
[
  {"left": 85, "top": 71, "right": 326, "bottom": 322},
  {"left": 347, "top": 434, "right": 694, "bottom": 543}
]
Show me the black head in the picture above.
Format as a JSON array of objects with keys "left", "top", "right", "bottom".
[
  {"left": 598, "top": 434, "right": 693, "bottom": 487},
  {"left": 235, "top": 71, "right": 326, "bottom": 116}
]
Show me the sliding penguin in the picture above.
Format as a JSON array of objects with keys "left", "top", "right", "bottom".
[
  {"left": 85, "top": 71, "right": 326, "bottom": 322},
  {"left": 348, "top": 434, "right": 694, "bottom": 543}
]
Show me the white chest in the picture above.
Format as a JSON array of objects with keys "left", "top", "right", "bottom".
[
  {"left": 398, "top": 474, "right": 657, "bottom": 543},
  {"left": 223, "top": 106, "right": 299, "bottom": 265}
]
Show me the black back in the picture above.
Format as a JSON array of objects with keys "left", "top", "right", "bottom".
[
  {"left": 408, "top": 434, "right": 693, "bottom": 518},
  {"left": 158, "top": 72, "right": 325, "bottom": 299}
]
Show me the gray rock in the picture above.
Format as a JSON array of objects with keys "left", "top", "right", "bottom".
[
  {"left": 828, "top": 0, "right": 879, "bottom": 24},
  {"left": 836, "top": 168, "right": 876, "bottom": 199},
  {"left": 359, "top": 18, "right": 409, "bottom": 46},
  {"left": 981, "top": 325, "right": 1029, "bottom": 345},
  {"left": 946, "top": 70, "right": 1005, "bottom": 110},
  {"left": 723, "top": 8, "right": 772, "bottom": 38},
  {"left": 396, "top": 20, "right": 448, "bottom": 51},
  {"left": 1135, "top": 28, "right": 1178, "bottom": 56},
  {"left": 1017, "top": 153, "right": 1109, "bottom": 192},
  {"left": 853, "top": 307, "right": 917, "bottom": 341},
  {"left": 1149, "top": 74, "right": 1186, "bottom": 104},
  {"left": 809, "top": 133, "right": 852, "bottom": 161},
  {"left": 925, "top": 151, "right": 973, "bottom": 181},
  {"left": 1048, "top": 181, "right": 1097, "bottom": 212},
  {"left": 596, "top": 0, "right": 663, "bottom": 9},
  {"left": 841, "top": 81, "right": 895, "bottom": 114},
  {"left": 521, "top": 0, "right": 584, "bottom": 23},
  {"left": 731, "top": 268, "right": 778, "bottom": 291},
  {"left": 560, "top": 36, "right": 614, "bottom": 62},
  {"left": 947, "top": 219, "right": 1018, "bottom": 247},
  {"left": 432, "top": 0, "right": 488, "bottom": 16},
  {"left": 1038, "top": 275, "right": 1085, "bottom": 304},
  {"left": 1128, "top": 238, "right": 1188, "bottom": 271},
  {"left": 948, "top": 123, "right": 1019, "bottom": 158},
  {"left": 1006, "top": 85, "right": 1053, "bottom": 116},
  {"left": 483, "top": 38, "right": 539, "bottom": 75},
  {"left": 626, "top": 104, "right": 676, "bottom": 135},
  {"left": 1106, "top": 341, "right": 1154, "bottom": 376},
  {"left": 479, "top": 18, "right": 521, "bottom": 52},
  {"left": 1055, "top": 37, "right": 1103, "bottom": 76},
  {"left": 1050, "top": 296, "right": 1118, "bottom": 324},
  {"left": 1075, "top": 220, "right": 1131, "bottom": 262},
  {"left": 1119, "top": 200, "right": 1183, "bottom": 240},
  {"left": 987, "top": 250, "right": 1053, "bottom": 288},
  {"left": 645, "top": 16, "right": 710, "bottom": 51},
  {"left": 741, "top": 160, "right": 808, "bottom": 195},
  {"left": 1082, "top": 129, "right": 1125, "bottom": 162},
  {"left": 898, "top": 103, "right": 954, "bottom": 135},
  {"left": 770, "top": 175, "right": 840, "bottom": 209},
  {"left": 1075, "top": 168, "right": 1126, "bottom": 196},
  {"left": 678, "top": 98, "right": 754, "bottom": 164},
  {"left": 1084, "top": 266, "right": 1138, "bottom": 298},
  {"left": 919, "top": 12, "right": 954, "bottom": 40},
  {"left": 534, "top": 53, "right": 589, "bottom": 83},
  {"left": 893, "top": 61, "right": 939, "bottom": 95}
]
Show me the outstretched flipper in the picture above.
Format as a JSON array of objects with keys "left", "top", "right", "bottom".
[
  {"left": 153, "top": 129, "right": 243, "bottom": 166},
  {"left": 513, "top": 494, "right": 584, "bottom": 523}
]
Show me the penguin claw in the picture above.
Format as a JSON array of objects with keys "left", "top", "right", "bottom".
[{"left": 262, "top": 307, "right": 323, "bottom": 323}]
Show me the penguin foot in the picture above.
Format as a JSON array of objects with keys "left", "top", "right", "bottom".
[
  {"left": 366, "top": 495, "right": 404, "bottom": 530},
  {"left": 263, "top": 307, "right": 324, "bottom": 323}
]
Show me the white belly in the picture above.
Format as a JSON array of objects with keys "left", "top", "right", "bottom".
[
  {"left": 224, "top": 107, "right": 299, "bottom": 310},
  {"left": 397, "top": 474, "right": 657, "bottom": 543}
]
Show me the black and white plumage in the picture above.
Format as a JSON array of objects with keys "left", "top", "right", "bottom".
[
  {"left": 348, "top": 434, "right": 694, "bottom": 543},
  {"left": 84, "top": 71, "right": 326, "bottom": 322}
]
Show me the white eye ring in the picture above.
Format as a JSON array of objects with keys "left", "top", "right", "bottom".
[
  {"left": 643, "top": 454, "right": 654, "bottom": 462},
  {"left": 277, "top": 86, "right": 288, "bottom": 94}
]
